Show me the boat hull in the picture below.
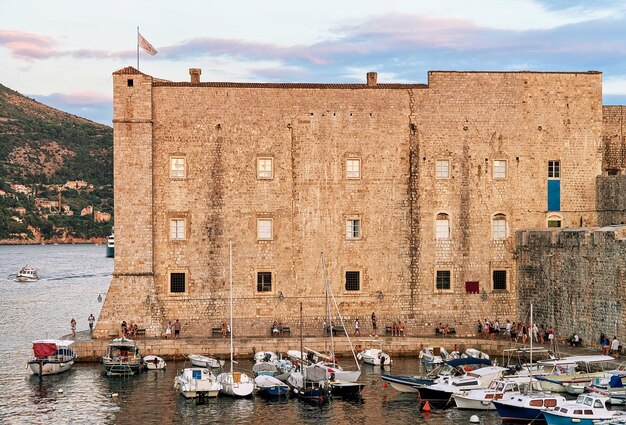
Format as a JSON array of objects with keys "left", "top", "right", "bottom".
[
  {"left": 103, "top": 361, "right": 142, "bottom": 376},
  {"left": 492, "top": 401, "right": 548, "bottom": 423},
  {"left": 28, "top": 359, "right": 74, "bottom": 376},
  {"left": 543, "top": 411, "right": 614, "bottom": 425},
  {"left": 329, "top": 381, "right": 365, "bottom": 398},
  {"left": 452, "top": 394, "right": 496, "bottom": 410},
  {"left": 381, "top": 374, "right": 433, "bottom": 393},
  {"left": 416, "top": 386, "right": 456, "bottom": 409},
  {"left": 106, "top": 246, "right": 114, "bottom": 258}
]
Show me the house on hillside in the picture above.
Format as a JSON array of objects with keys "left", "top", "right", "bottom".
[
  {"left": 35, "top": 198, "right": 59, "bottom": 210},
  {"left": 0, "top": 189, "right": 6, "bottom": 196},
  {"left": 14, "top": 207, "right": 26, "bottom": 215},
  {"left": 62, "top": 205, "right": 73, "bottom": 216},
  {"left": 64, "top": 180, "right": 88, "bottom": 190},
  {"left": 11, "top": 184, "right": 31, "bottom": 195},
  {"left": 81, "top": 205, "right": 93, "bottom": 216},
  {"left": 94, "top": 211, "right": 111, "bottom": 222}
]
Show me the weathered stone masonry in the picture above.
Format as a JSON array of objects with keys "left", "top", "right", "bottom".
[{"left": 95, "top": 67, "right": 620, "bottom": 339}]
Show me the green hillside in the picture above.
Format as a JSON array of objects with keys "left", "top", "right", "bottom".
[{"left": 0, "top": 83, "right": 113, "bottom": 241}]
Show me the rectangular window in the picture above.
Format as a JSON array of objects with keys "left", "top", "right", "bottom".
[
  {"left": 345, "top": 271, "right": 360, "bottom": 291},
  {"left": 257, "top": 218, "right": 273, "bottom": 240},
  {"left": 492, "top": 216, "right": 507, "bottom": 240},
  {"left": 435, "top": 215, "right": 450, "bottom": 240},
  {"left": 257, "top": 272, "right": 272, "bottom": 292},
  {"left": 346, "top": 158, "right": 361, "bottom": 179},
  {"left": 170, "top": 218, "right": 186, "bottom": 240},
  {"left": 493, "top": 270, "right": 507, "bottom": 290},
  {"left": 257, "top": 158, "right": 273, "bottom": 179},
  {"left": 547, "top": 219, "right": 562, "bottom": 228},
  {"left": 548, "top": 160, "right": 560, "bottom": 178},
  {"left": 170, "top": 272, "right": 186, "bottom": 293},
  {"left": 170, "top": 157, "right": 186, "bottom": 178},
  {"left": 493, "top": 160, "right": 507, "bottom": 179},
  {"left": 436, "top": 160, "right": 450, "bottom": 179},
  {"left": 345, "top": 219, "right": 361, "bottom": 239},
  {"left": 436, "top": 270, "right": 451, "bottom": 290}
]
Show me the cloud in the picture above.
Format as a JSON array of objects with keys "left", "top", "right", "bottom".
[
  {"left": 31, "top": 92, "right": 112, "bottom": 125},
  {"left": 0, "top": 30, "right": 57, "bottom": 61}
]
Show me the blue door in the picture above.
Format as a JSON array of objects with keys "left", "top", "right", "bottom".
[{"left": 548, "top": 180, "right": 560, "bottom": 211}]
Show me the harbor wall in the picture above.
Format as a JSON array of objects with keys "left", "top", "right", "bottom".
[{"left": 516, "top": 226, "right": 626, "bottom": 346}]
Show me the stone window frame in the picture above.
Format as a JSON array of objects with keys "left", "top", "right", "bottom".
[
  {"left": 169, "top": 155, "right": 186, "bottom": 179},
  {"left": 493, "top": 159, "right": 507, "bottom": 180},
  {"left": 492, "top": 269, "right": 508, "bottom": 292},
  {"left": 346, "top": 157, "right": 361, "bottom": 179},
  {"left": 546, "top": 213, "right": 563, "bottom": 228},
  {"left": 344, "top": 269, "right": 362, "bottom": 292},
  {"left": 435, "top": 269, "right": 453, "bottom": 293},
  {"left": 435, "top": 159, "right": 450, "bottom": 179},
  {"left": 548, "top": 160, "right": 561, "bottom": 179},
  {"left": 169, "top": 216, "right": 188, "bottom": 241},
  {"left": 345, "top": 216, "right": 362, "bottom": 240},
  {"left": 435, "top": 212, "right": 451, "bottom": 240},
  {"left": 257, "top": 157, "right": 274, "bottom": 180},
  {"left": 492, "top": 213, "right": 508, "bottom": 240},
  {"left": 257, "top": 217, "right": 273, "bottom": 241},
  {"left": 168, "top": 269, "right": 189, "bottom": 295},
  {"left": 255, "top": 270, "right": 275, "bottom": 295}
]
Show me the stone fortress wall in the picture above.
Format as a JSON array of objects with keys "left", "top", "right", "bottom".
[{"left": 95, "top": 67, "right": 623, "bottom": 340}]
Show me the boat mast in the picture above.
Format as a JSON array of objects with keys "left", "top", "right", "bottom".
[
  {"left": 529, "top": 303, "right": 533, "bottom": 393},
  {"left": 322, "top": 252, "right": 335, "bottom": 365},
  {"left": 300, "top": 301, "right": 303, "bottom": 367},
  {"left": 229, "top": 240, "right": 233, "bottom": 375}
]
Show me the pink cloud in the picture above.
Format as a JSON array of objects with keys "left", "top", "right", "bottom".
[{"left": 0, "top": 29, "right": 57, "bottom": 60}]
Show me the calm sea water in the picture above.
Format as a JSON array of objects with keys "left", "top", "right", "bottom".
[{"left": 0, "top": 245, "right": 507, "bottom": 424}]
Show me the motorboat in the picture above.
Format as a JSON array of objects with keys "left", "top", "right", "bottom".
[
  {"left": 175, "top": 367, "right": 220, "bottom": 399},
  {"left": 255, "top": 375, "right": 290, "bottom": 397},
  {"left": 252, "top": 362, "right": 277, "bottom": 377},
  {"left": 381, "top": 374, "right": 434, "bottom": 393},
  {"left": 452, "top": 379, "right": 523, "bottom": 410},
  {"left": 534, "top": 355, "right": 617, "bottom": 392},
  {"left": 416, "top": 365, "right": 508, "bottom": 409},
  {"left": 273, "top": 359, "right": 295, "bottom": 382},
  {"left": 586, "top": 374, "right": 626, "bottom": 405},
  {"left": 542, "top": 394, "right": 626, "bottom": 425},
  {"left": 462, "top": 348, "right": 490, "bottom": 360},
  {"left": 420, "top": 346, "right": 457, "bottom": 370},
  {"left": 101, "top": 337, "right": 142, "bottom": 376},
  {"left": 217, "top": 371, "right": 255, "bottom": 397},
  {"left": 315, "top": 361, "right": 361, "bottom": 383},
  {"left": 188, "top": 354, "right": 225, "bottom": 369},
  {"left": 106, "top": 229, "right": 114, "bottom": 258},
  {"left": 358, "top": 347, "right": 392, "bottom": 366},
  {"left": 492, "top": 392, "right": 566, "bottom": 423},
  {"left": 254, "top": 351, "right": 278, "bottom": 364},
  {"left": 329, "top": 379, "right": 365, "bottom": 398},
  {"left": 142, "top": 355, "right": 166, "bottom": 370},
  {"left": 287, "top": 363, "right": 330, "bottom": 403},
  {"left": 17, "top": 266, "right": 39, "bottom": 282},
  {"left": 28, "top": 339, "right": 77, "bottom": 376}
]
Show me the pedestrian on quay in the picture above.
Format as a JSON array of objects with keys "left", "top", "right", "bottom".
[
  {"left": 88, "top": 313, "right": 95, "bottom": 333},
  {"left": 173, "top": 319, "right": 181, "bottom": 339},
  {"left": 602, "top": 336, "right": 610, "bottom": 355},
  {"left": 611, "top": 336, "right": 620, "bottom": 359},
  {"left": 371, "top": 312, "right": 377, "bottom": 337},
  {"left": 165, "top": 321, "right": 172, "bottom": 338},
  {"left": 547, "top": 325, "right": 555, "bottom": 349},
  {"left": 70, "top": 318, "right": 77, "bottom": 337},
  {"left": 354, "top": 318, "right": 360, "bottom": 336}
]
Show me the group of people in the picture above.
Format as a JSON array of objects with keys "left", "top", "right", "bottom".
[
  {"left": 221, "top": 322, "right": 231, "bottom": 337},
  {"left": 69, "top": 314, "right": 96, "bottom": 337},
  {"left": 271, "top": 321, "right": 285, "bottom": 336},
  {"left": 436, "top": 322, "right": 451, "bottom": 336},
  {"left": 601, "top": 334, "right": 621, "bottom": 358},
  {"left": 390, "top": 321, "right": 405, "bottom": 336},
  {"left": 164, "top": 319, "right": 182, "bottom": 339},
  {"left": 478, "top": 318, "right": 556, "bottom": 348},
  {"left": 121, "top": 320, "right": 139, "bottom": 338}
]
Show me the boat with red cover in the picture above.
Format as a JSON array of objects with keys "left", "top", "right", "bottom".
[{"left": 28, "top": 339, "right": 77, "bottom": 376}]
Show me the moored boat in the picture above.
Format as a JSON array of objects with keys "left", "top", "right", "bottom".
[
  {"left": 542, "top": 394, "right": 626, "bottom": 425},
  {"left": 106, "top": 229, "right": 114, "bottom": 258},
  {"left": 101, "top": 337, "right": 142, "bottom": 376},
  {"left": 188, "top": 354, "right": 225, "bottom": 369},
  {"left": 28, "top": 339, "right": 77, "bottom": 376},
  {"left": 17, "top": 266, "right": 39, "bottom": 282},
  {"left": 142, "top": 355, "right": 166, "bottom": 370},
  {"left": 288, "top": 364, "right": 330, "bottom": 403},
  {"left": 255, "top": 375, "right": 290, "bottom": 397},
  {"left": 534, "top": 355, "right": 617, "bottom": 392},
  {"left": 492, "top": 392, "right": 566, "bottom": 423},
  {"left": 358, "top": 347, "right": 392, "bottom": 366},
  {"left": 175, "top": 367, "right": 220, "bottom": 399},
  {"left": 452, "top": 379, "right": 523, "bottom": 410}
]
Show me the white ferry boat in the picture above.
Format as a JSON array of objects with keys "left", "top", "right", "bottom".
[
  {"left": 17, "top": 266, "right": 39, "bottom": 282},
  {"left": 106, "top": 228, "right": 114, "bottom": 258}
]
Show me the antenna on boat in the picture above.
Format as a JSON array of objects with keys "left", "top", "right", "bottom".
[{"left": 229, "top": 240, "right": 233, "bottom": 375}]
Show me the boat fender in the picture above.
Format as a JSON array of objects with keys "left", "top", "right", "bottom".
[
  {"left": 203, "top": 369, "right": 209, "bottom": 374},
  {"left": 469, "top": 415, "right": 479, "bottom": 423},
  {"left": 356, "top": 353, "right": 363, "bottom": 361}
]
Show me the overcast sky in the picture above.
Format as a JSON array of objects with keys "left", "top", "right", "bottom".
[{"left": 3, "top": 0, "right": 626, "bottom": 125}]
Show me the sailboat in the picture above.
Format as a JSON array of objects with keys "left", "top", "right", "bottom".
[
  {"left": 319, "top": 253, "right": 365, "bottom": 398},
  {"left": 216, "top": 241, "right": 255, "bottom": 397}
]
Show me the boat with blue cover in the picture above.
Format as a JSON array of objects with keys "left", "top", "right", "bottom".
[
  {"left": 543, "top": 394, "right": 626, "bottom": 425},
  {"left": 255, "top": 375, "right": 289, "bottom": 397}
]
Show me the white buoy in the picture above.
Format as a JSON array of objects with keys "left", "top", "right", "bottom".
[
  {"left": 111, "top": 393, "right": 118, "bottom": 398},
  {"left": 58, "top": 389, "right": 63, "bottom": 393},
  {"left": 469, "top": 415, "right": 480, "bottom": 423}
]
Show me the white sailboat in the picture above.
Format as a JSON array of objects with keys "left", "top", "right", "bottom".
[{"left": 217, "top": 241, "right": 254, "bottom": 397}]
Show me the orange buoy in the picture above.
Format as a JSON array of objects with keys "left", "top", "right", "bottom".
[
  {"left": 383, "top": 382, "right": 388, "bottom": 388},
  {"left": 422, "top": 400, "right": 431, "bottom": 412}
]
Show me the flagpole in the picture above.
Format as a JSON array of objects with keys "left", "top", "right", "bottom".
[{"left": 136, "top": 26, "right": 139, "bottom": 70}]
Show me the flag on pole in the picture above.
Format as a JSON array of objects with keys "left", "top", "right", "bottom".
[{"left": 138, "top": 32, "right": 157, "bottom": 56}]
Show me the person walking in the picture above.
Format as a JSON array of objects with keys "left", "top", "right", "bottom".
[
  {"left": 173, "top": 319, "right": 181, "bottom": 339},
  {"left": 165, "top": 321, "right": 172, "bottom": 339},
  {"left": 354, "top": 318, "right": 360, "bottom": 336},
  {"left": 611, "top": 336, "right": 620, "bottom": 359},
  {"left": 88, "top": 314, "right": 95, "bottom": 333},
  {"left": 371, "top": 312, "right": 377, "bottom": 337},
  {"left": 70, "top": 318, "right": 77, "bottom": 337}
]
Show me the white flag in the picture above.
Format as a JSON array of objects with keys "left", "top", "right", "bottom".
[{"left": 138, "top": 32, "right": 157, "bottom": 56}]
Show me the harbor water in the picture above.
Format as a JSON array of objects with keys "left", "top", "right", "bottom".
[{"left": 1, "top": 245, "right": 509, "bottom": 424}]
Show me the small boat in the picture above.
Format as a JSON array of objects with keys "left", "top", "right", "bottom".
[
  {"left": 273, "top": 359, "right": 295, "bottom": 382},
  {"left": 255, "top": 375, "right": 290, "bottom": 397},
  {"left": 106, "top": 229, "right": 114, "bottom": 258},
  {"left": 329, "top": 379, "right": 365, "bottom": 398},
  {"left": 188, "top": 354, "right": 225, "bottom": 369},
  {"left": 28, "top": 339, "right": 77, "bottom": 376},
  {"left": 217, "top": 371, "right": 255, "bottom": 397},
  {"left": 452, "top": 379, "right": 523, "bottom": 410},
  {"left": 462, "top": 348, "right": 490, "bottom": 360},
  {"left": 420, "top": 346, "right": 457, "bottom": 370},
  {"left": 17, "top": 266, "right": 39, "bottom": 282},
  {"left": 142, "top": 355, "right": 166, "bottom": 370},
  {"left": 358, "top": 347, "right": 392, "bottom": 366},
  {"left": 101, "top": 337, "right": 142, "bottom": 376},
  {"left": 252, "top": 362, "right": 277, "bottom": 377},
  {"left": 586, "top": 374, "right": 626, "bottom": 405},
  {"left": 175, "top": 367, "right": 220, "bottom": 399},
  {"left": 254, "top": 351, "right": 278, "bottom": 364},
  {"left": 542, "top": 394, "right": 626, "bottom": 425},
  {"left": 288, "top": 364, "right": 330, "bottom": 403},
  {"left": 534, "top": 355, "right": 616, "bottom": 392},
  {"left": 492, "top": 392, "right": 566, "bottom": 422}
]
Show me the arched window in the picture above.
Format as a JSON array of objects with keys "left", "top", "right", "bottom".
[
  {"left": 492, "top": 213, "right": 507, "bottom": 240},
  {"left": 435, "top": 213, "right": 450, "bottom": 240},
  {"left": 547, "top": 214, "right": 562, "bottom": 228}
]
